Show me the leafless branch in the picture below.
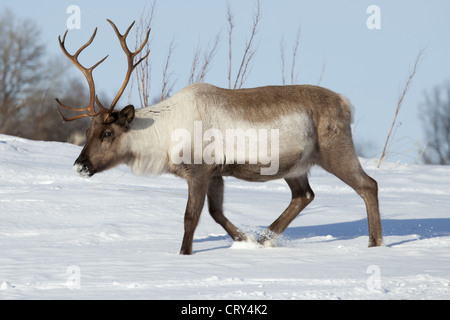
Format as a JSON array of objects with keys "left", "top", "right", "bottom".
[
  {"left": 198, "top": 34, "right": 220, "bottom": 83},
  {"left": 226, "top": 3, "right": 234, "bottom": 89},
  {"left": 233, "top": 0, "right": 261, "bottom": 89},
  {"left": 280, "top": 26, "right": 301, "bottom": 85},
  {"left": 316, "top": 57, "right": 326, "bottom": 85},
  {"left": 189, "top": 33, "right": 220, "bottom": 85},
  {"left": 290, "top": 26, "right": 301, "bottom": 85},
  {"left": 280, "top": 36, "right": 286, "bottom": 85},
  {"left": 377, "top": 48, "right": 425, "bottom": 167},
  {"left": 161, "top": 39, "right": 176, "bottom": 101},
  {"left": 33, "top": 81, "right": 53, "bottom": 139},
  {"left": 189, "top": 42, "right": 201, "bottom": 85},
  {"left": 132, "top": 1, "right": 155, "bottom": 108}
]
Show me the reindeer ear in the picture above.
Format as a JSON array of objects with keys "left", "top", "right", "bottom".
[{"left": 118, "top": 105, "right": 135, "bottom": 126}]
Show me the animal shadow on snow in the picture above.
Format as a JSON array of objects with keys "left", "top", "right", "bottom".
[
  {"left": 282, "top": 218, "right": 450, "bottom": 247},
  {"left": 194, "top": 218, "right": 450, "bottom": 251}
]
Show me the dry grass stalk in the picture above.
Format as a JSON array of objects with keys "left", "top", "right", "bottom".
[
  {"left": 227, "top": 0, "right": 261, "bottom": 89},
  {"left": 280, "top": 26, "right": 301, "bottom": 85},
  {"left": 132, "top": 1, "right": 155, "bottom": 108},
  {"left": 189, "top": 34, "right": 220, "bottom": 85},
  {"left": 160, "top": 39, "right": 175, "bottom": 101},
  {"left": 377, "top": 48, "right": 425, "bottom": 167}
]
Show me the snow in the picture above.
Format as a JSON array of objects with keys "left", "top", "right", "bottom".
[{"left": 1, "top": 134, "right": 449, "bottom": 299}]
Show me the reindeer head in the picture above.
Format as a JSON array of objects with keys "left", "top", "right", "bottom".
[{"left": 56, "top": 20, "right": 150, "bottom": 177}]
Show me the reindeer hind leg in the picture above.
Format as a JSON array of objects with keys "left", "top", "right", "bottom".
[{"left": 319, "top": 132, "right": 383, "bottom": 247}]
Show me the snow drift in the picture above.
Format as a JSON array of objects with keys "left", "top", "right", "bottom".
[{"left": 0, "top": 134, "right": 449, "bottom": 299}]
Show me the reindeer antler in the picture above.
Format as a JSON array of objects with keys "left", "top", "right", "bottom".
[
  {"left": 55, "top": 28, "right": 108, "bottom": 121},
  {"left": 106, "top": 19, "right": 150, "bottom": 113},
  {"left": 56, "top": 19, "right": 150, "bottom": 122}
]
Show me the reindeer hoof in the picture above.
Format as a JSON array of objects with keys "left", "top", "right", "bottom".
[
  {"left": 257, "top": 230, "right": 279, "bottom": 247},
  {"left": 368, "top": 237, "right": 384, "bottom": 247}
]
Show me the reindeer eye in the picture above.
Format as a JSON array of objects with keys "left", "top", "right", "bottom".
[{"left": 103, "top": 131, "right": 113, "bottom": 139}]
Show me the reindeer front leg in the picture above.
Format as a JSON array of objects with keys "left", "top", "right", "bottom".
[{"left": 180, "top": 174, "right": 209, "bottom": 255}]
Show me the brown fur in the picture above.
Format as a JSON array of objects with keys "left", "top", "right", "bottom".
[{"left": 73, "top": 84, "right": 383, "bottom": 255}]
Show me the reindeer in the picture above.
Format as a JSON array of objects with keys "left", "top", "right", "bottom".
[{"left": 56, "top": 20, "right": 382, "bottom": 255}]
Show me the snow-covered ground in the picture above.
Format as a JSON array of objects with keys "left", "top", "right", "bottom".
[{"left": 0, "top": 134, "right": 449, "bottom": 299}]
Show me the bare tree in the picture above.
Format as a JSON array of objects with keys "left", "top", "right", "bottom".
[
  {"left": 280, "top": 27, "right": 327, "bottom": 86},
  {"left": 226, "top": 3, "right": 234, "bottom": 89},
  {"left": 377, "top": 49, "right": 424, "bottom": 167},
  {"left": 420, "top": 82, "right": 450, "bottom": 165},
  {"left": 32, "top": 76, "right": 91, "bottom": 143},
  {"left": 0, "top": 8, "right": 93, "bottom": 143},
  {"left": 160, "top": 39, "right": 176, "bottom": 101},
  {"left": 227, "top": 0, "right": 261, "bottom": 89},
  {"left": 280, "top": 26, "right": 301, "bottom": 85},
  {"left": 131, "top": 1, "right": 155, "bottom": 108},
  {"left": 0, "top": 9, "right": 45, "bottom": 132},
  {"left": 188, "top": 34, "right": 220, "bottom": 85}
]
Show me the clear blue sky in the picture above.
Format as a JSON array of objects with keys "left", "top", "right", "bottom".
[{"left": 2, "top": 0, "right": 450, "bottom": 163}]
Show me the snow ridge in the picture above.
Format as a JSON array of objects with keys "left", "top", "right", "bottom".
[{"left": 1, "top": 134, "right": 449, "bottom": 299}]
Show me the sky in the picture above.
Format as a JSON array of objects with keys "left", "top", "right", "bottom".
[{"left": 2, "top": 0, "right": 450, "bottom": 163}]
